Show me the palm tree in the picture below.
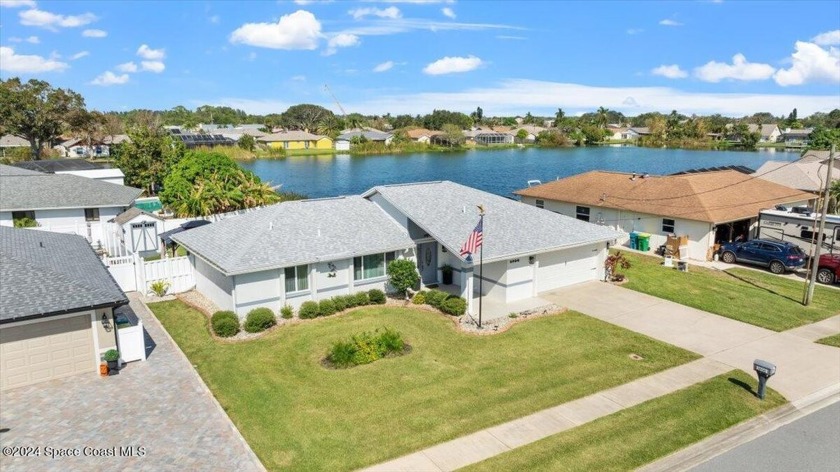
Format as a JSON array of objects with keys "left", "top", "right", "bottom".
[
  {"left": 828, "top": 179, "right": 840, "bottom": 214},
  {"left": 596, "top": 107, "right": 609, "bottom": 129}
]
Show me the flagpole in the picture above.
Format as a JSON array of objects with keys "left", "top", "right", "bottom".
[{"left": 478, "top": 207, "right": 485, "bottom": 329}]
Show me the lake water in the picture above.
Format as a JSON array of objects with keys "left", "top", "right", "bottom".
[{"left": 238, "top": 146, "right": 801, "bottom": 199}]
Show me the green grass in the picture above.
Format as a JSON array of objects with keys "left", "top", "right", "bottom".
[
  {"left": 619, "top": 252, "right": 840, "bottom": 331},
  {"left": 150, "top": 301, "right": 697, "bottom": 471},
  {"left": 464, "top": 370, "right": 786, "bottom": 472},
  {"left": 817, "top": 333, "right": 840, "bottom": 348}
]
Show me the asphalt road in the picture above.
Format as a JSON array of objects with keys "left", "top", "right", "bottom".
[{"left": 691, "top": 401, "right": 840, "bottom": 472}]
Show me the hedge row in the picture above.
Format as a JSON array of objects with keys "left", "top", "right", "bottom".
[
  {"left": 411, "top": 289, "right": 467, "bottom": 316},
  {"left": 299, "top": 289, "right": 386, "bottom": 319},
  {"left": 211, "top": 307, "right": 277, "bottom": 337}
]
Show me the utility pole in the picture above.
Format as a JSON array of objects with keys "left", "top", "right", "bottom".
[{"left": 804, "top": 144, "right": 835, "bottom": 305}]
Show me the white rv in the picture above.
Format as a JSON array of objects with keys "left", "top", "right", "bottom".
[{"left": 757, "top": 209, "right": 840, "bottom": 255}]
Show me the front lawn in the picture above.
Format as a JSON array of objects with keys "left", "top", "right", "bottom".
[
  {"left": 619, "top": 252, "right": 840, "bottom": 331},
  {"left": 150, "top": 301, "right": 697, "bottom": 471},
  {"left": 464, "top": 370, "right": 786, "bottom": 472},
  {"left": 817, "top": 333, "right": 840, "bottom": 348}
]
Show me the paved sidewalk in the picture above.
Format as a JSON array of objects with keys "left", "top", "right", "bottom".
[
  {"left": 0, "top": 293, "right": 264, "bottom": 472},
  {"left": 362, "top": 358, "right": 732, "bottom": 472}
]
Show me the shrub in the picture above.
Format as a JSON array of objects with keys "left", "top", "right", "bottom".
[
  {"left": 280, "top": 305, "right": 294, "bottom": 319},
  {"left": 353, "top": 291, "right": 369, "bottom": 307},
  {"left": 368, "top": 289, "right": 386, "bottom": 305},
  {"left": 243, "top": 307, "right": 276, "bottom": 333},
  {"left": 319, "top": 299, "right": 337, "bottom": 317},
  {"left": 328, "top": 341, "right": 358, "bottom": 368},
  {"left": 149, "top": 280, "right": 170, "bottom": 297},
  {"left": 424, "top": 289, "right": 448, "bottom": 309},
  {"left": 211, "top": 310, "right": 237, "bottom": 324},
  {"left": 412, "top": 291, "right": 426, "bottom": 305},
  {"left": 441, "top": 297, "right": 467, "bottom": 317},
  {"left": 212, "top": 314, "right": 240, "bottom": 337},
  {"left": 376, "top": 327, "right": 404, "bottom": 352},
  {"left": 103, "top": 349, "right": 120, "bottom": 362},
  {"left": 326, "top": 328, "right": 406, "bottom": 369},
  {"left": 351, "top": 331, "right": 381, "bottom": 366},
  {"left": 332, "top": 295, "right": 348, "bottom": 312},
  {"left": 387, "top": 259, "right": 420, "bottom": 296},
  {"left": 299, "top": 301, "right": 320, "bottom": 319},
  {"left": 13, "top": 217, "right": 38, "bottom": 228}
]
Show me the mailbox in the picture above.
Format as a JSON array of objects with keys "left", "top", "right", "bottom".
[{"left": 753, "top": 359, "right": 776, "bottom": 400}]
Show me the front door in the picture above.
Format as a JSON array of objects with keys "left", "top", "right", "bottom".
[{"left": 417, "top": 242, "right": 438, "bottom": 284}]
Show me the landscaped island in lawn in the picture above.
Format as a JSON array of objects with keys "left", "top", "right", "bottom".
[
  {"left": 463, "top": 370, "right": 787, "bottom": 471},
  {"left": 150, "top": 300, "right": 698, "bottom": 471},
  {"left": 619, "top": 252, "right": 840, "bottom": 332}
]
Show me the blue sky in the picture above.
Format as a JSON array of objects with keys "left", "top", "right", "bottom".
[{"left": 1, "top": 0, "right": 839, "bottom": 117}]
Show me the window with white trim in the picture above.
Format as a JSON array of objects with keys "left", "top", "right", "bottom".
[
  {"left": 576, "top": 206, "right": 590, "bottom": 222},
  {"left": 85, "top": 208, "right": 100, "bottom": 221},
  {"left": 662, "top": 218, "right": 675, "bottom": 234},
  {"left": 354, "top": 252, "right": 396, "bottom": 281},
  {"left": 284, "top": 265, "right": 309, "bottom": 293},
  {"left": 536, "top": 199, "right": 544, "bottom": 209}
]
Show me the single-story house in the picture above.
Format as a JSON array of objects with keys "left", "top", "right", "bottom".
[
  {"left": 780, "top": 128, "right": 813, "bottom": 146},
  {"left": 515, "top": 170, "right": 814, "bottom": 261},
  {"left": 257, "top": 130, "right": 333, "bottom": 151},
  {"left": 174, "top": 182, "right": 620, "bottom": 317},
  {"left": 0, "top": 134, "right": 29, "bottom": 157},
  {"left": 474, "top": 132, "right": 514, "bottom": 145},
  {"left": 606, "top": 127, "right": 628, "bottom": 141},
  {"left": 54, "top": 135, "right": 129, "bottom": 158},
  {"left": 511, "top": 125, "right": 546, "bottom": 143},
  {"left": 755, "top": 124, "right": 781, "bottom": 143},
  {"left": 0, "top": 165, "right": 142, "bottom": 250},
  {"left": 753, "top": 158, "right": 839, "bottom": 194},
  {"left": 406, "top": 128, "right": 439, "bottom": 143},
  {"left": 0, "top": 227, "right": 128, "bottom": 390},
  {"left": 622, "top": 127, "right": 649, "bottom": 140},
  {"left": 336, "top": 129, "right": 394, "bottom": 149},
  {"left": 171, "top": 196, "right": 416, "bottom": 317},
  {"left": 13, "top": 159, "right": 125, "bottom": 186}
]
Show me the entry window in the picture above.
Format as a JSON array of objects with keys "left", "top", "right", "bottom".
[
  {"left": 536, "top": 199, "right": 545, "bottom": 209},
  {"left": 662, "top": 218, "right": 675, "bottom": 234},
  {"left": 284, "top": 265, "right": 309, "bottom": 293},
  {"left": 85, "top": 208, "right": 100, "bottom": 222},
  {"left": 354, "top": 252, "right": 396, "bottom": 280},
  {"left": 576, "top": 206, "right": 590, "bottom": 222}
]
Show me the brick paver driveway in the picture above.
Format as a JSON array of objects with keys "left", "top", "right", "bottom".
[{"left": 0, "top": 293, "right": 264, "bottom": 471}]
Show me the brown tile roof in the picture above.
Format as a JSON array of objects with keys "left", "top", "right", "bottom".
[
  {"left": 406, "top": 128, "right": 436, "bottom": 139},
  {"left": 515, "top": 170, "right": 814, "bottom": 224}
]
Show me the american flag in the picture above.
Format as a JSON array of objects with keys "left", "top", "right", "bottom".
[{"left": 460, "top": 218, "right": 483, "bottom": 257}]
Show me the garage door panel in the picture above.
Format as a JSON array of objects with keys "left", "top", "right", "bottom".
[
  {"left": 1, "top": 314, "right": 95, "bottom": 391},
  {"left": 537, "top": 245, "right": 600, "bottom": 293}
]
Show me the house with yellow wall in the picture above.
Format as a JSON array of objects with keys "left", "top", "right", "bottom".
[{"left": 258, "top": 131, "right": 333, "bottom": 150}]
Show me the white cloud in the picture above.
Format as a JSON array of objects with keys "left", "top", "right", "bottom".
[
  {"left": 141, "top": 60, "right": 165, "bottom": 73},
  {"left": 774, "top": 41, "right": 840, "bottom": 86},
  {"left": 324, "top": 33, "right": 360, "bottom": 55},
  {"left": 349, "top": 6, "right": 402, "bottom": 20},
  {"left": 82, "top": 29, "right": 107, "bottom": 38},
  {"left": 70, "top": 51, "right": 89, "bottom": 60},
  {"left": 91, "top": 71, "right": 129, "bottom": 86},
  {"left": 441, "top": 7, "right": 455, "bottom": 19},
  {"left": 229, "top": 10, "right": 322, "bottom": 50},
  {"left": 373, "top": 60, "right": 394, "bottom": 72},
  {"left": 19, "top": 8, "right": 97, "bottom": 30},
  {"left": 651, "top": 64, "right": 687, "bottom": 79},
  {"left": 8, "top": 35, "right": 39, "bottom": 43},
  {"left": 291, "top": 75, "right": 306, "bottom": 81},
  {"left": 116, "top": 61, "right": 138, "bottom": 72},
  {"left": 694, "top": 53, "right": 775, "bottom": 82},
  {"left": 811, "top": 30, "right": 840, "bottom": 46},
  {"left": 0, "top": 0, "right": 37, "bottom": 8},
  {"left": 659, "top": 19, "right": 683, "bottom": 26},
  {"left": 137, "top": 44, "right": 165, "bottom": 60},
  {"left": 496, "top": 35, "right": 526, "bottom": 40},
  {"left": 0, "top": 46, "right": 68, "bottom": 73},
  {"left": 626, "top": 28, "right": 643, "bottom": 35},
  {"left": 423, "top": 55, "right": 483, "bottom": 75}
]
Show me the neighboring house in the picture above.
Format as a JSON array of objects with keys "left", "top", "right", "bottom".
[
  {"left": 171, "top": 196, "right": 416, "bottom": 317},
  {"left": 622, "top": 127, "right": 649, "bottom": 140},
  {"left": 754, "top": 158, "right": 840, "bottom": 194},
  {"left": 780, "top": 128, "right": 814, "bottom": 146},
  {"left": 110, "top": 207, "right": 164, "bottom": 257},
  {"left": 257, "top": 130, "right": 333, "bottom": 151},
  {"left": 0, "top": 227, "right": 128, "bottom": 390},
  {"left": 511, "top": 125, "right": 546, "bottom": 143},
  {"left": 336, "top": 129, "right": 394, "bottom": 148},
  {"left": 174, "top": 181, "right": 620, "bottom": 317},
  {"left": 13, "top": 159, "right": 125, "bottom": 185},
  {"left": 54, "top": 135, "right": 129, "bottom": 158},
  {"left": 169, "top": 131, "right": 236, "bottom": 149},
  {"left": 755, "top": 124, "right": 781, "bottom": 143},
  {"left": 0, "top": 165, "right": 142, "bottom": 250},
  {"left": 406, "top": 128, "right": 439, "bottom": 143},
  {"left": 515, "top": 170, "right": 814, "bottom": 261},
  {"left": 606, "top": 127, "right": 628, "bottom": 140},
  {"left": 0, "top": 134, "right": 29, "bottom": 157},
  {"left": 474, "top": 132, "right": 514, "bottom": 145}
]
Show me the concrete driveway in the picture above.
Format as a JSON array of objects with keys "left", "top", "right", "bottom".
[
  {"left": 0, "top": 294, "right": 264, "bottom": 472},
  {"left": 544, "top": 282, "right": 840, "bottom": 403}
]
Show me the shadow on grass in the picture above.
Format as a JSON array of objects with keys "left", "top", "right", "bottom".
[
  {"left": 722, "top": 270, "right": 801, "bottom": 304},
  {"left": 728, "top": 376, "right": 756, "bottom": 396}
]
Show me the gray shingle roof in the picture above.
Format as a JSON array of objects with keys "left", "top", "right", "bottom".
[
  {"left": 258, "top": 130, "right": 327, "bottom": 142},
  {"left": 0, "top": 165, "right": 142, "bottom": 211},
  {"left": 0, "top": 134, "right": 30, "bottom": 148},
  {"left": 13, "top": 158, "right": 105, "bottom": 173},
  {"left": 0, "top": 164, "right": 42, "bottom": 176},
  {"left": 111, "top": 207, "right": 162, "bottom": 225},
  {"left": 0, "top": 227, "right": 128, "bottom": 323},
  {"left": 364, "top": 181, "right": 621, "bottom": 263},
  {"left": 337, "top": 130, "right": 392, "bottom": 141},
  {"left": 172, "top": 196, "right": 415, "bottom": 275}
]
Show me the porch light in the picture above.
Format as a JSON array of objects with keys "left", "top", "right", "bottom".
[{"left": 101, "top": 313, "right": 112, "bottom": 332}]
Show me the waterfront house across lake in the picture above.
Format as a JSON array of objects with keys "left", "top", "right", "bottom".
[{"left": 257, "top": 130, "right": 333, "bottom": 151}]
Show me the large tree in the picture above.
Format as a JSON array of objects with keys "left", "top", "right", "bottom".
[
  {"left": 0, "top": 78, "right": 86, "bottom": 159},
  {"left": 281, "top": 104, "right": 334, "bottom": 132},
  {"left": 159, "top": 150, "right": 281, "bottom": 217},
  {"left": 112, "top": 125, "right": 185, "bottom": 194}
]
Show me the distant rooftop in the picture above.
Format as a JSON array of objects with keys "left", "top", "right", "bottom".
[{"left": 13, "top": 159, "right": 107, "bottom": 173}]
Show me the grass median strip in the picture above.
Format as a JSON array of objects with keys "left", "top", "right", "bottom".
[
  {"left": 150, "top": 300, "right": 697, "bottom": 471},
  {"left": 464, "top": 369, "right": 786, "bottom": 472},
  {"left": 816, "top": 333, "right": 840, "bottom": 348},
  {"left": 619, "top": 251, "right": 840, "bottom": 331}
]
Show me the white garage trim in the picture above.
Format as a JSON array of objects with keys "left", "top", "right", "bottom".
[
  {"left": 1, "top": 310, "right": 94, "bottom": 328},
  {"left": 536, "top": 244, "right": 601, "bottom": 292}
]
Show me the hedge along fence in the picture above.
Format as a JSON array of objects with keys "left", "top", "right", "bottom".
[{"left": 325, "top": 327, "right": 409, "bottom": 369}]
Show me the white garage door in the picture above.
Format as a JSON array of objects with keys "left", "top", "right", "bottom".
[
  {"left": 537, "top": 244, "right": 600, "bottom": 292},
  {"left": 0, "top": 314, "right": 94, "bottom": 391}
]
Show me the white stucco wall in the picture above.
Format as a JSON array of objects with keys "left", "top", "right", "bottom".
[
  {"left": 193, "top": 256, "right": 234, "bottom": 312},
  {"left": 0, "top": 206, "right": 124, "bottom": 246}
]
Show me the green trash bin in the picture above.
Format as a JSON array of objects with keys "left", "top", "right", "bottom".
[{"left": 637, "top": 232, "right": 651, "bottom": 252}]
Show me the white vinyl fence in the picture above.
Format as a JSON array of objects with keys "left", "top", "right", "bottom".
[{"left": 105, "top": 253, "right": 195, "bottom": 295}]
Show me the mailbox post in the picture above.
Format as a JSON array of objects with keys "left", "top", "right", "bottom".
[{"left": 753, "top": 359, "right": 776, "bottom": 400}]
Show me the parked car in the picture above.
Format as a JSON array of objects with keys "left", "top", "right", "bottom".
[
  {"left": 817, "top": 253, "right": 840, "bottom": 284},
  {"left": 719, "top": 239, "right": 806, "bottom": 274}
]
